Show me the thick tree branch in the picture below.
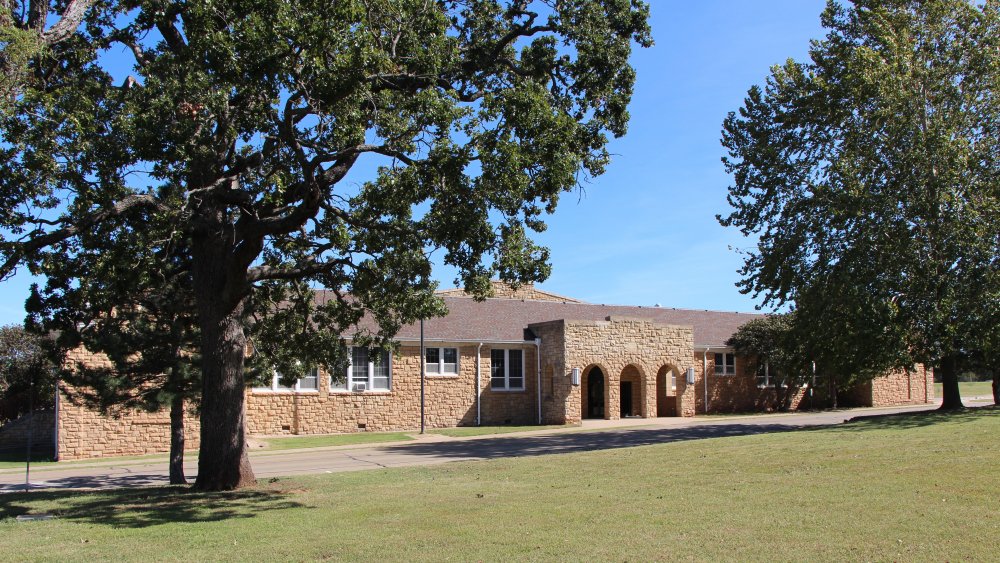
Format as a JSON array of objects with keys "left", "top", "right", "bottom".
[
  {"left": 157, "top": 15, "right": 187, "bottom": 54},
  {"left": 247, "top": 257, "right": 355, "bottom": 283},
  {"left": 0, "top": 194, "right": 165, "bottom": 280},
  {"left": 40, "top": 0, "right": 93, "bottom": 44}
]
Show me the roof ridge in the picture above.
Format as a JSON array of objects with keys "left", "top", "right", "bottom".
[{"left": 438, "top": 295, "right": 762, "bottom": 316}]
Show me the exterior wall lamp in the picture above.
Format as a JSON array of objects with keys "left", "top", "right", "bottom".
[
  {"left": 571, "top": 367, "right": 581, "bottom": 386},
  {"left": 685, "top": 367, "right": 696, "bottom": 385}
]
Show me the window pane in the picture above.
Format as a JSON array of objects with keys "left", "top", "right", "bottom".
[
  {"left": 299, "top": 368, "right": 318, "bottom": 390},
  {"left": 352, "top": 348, "right": 369, "bottom": 386},
  {"left": 275, "top": 373, "right": 294, "bottom": 390},
  {"left": 508, "top": 350, "right": 523, "bottom": 389},
  {"left": 726, "top": 353, "right": 735, "bottom": 374},
  {"left": 714, "top": 353, "right": 724, "bottom": 374},
  {"left": 442, "top": 348, "right": 458, "bottom": 374},
  {"left": 372, "top": 350, "right": 390, "bottom": 390},
  {"left": 330, "top": 373, "right": 347, "bottom": 390},
  {"left": 425, "top": 347, "right": 440, "bottom": 374},
  {"left": 425, "top": 347, "right": 440, "bottom": 365},
  {"left": 491, "top": 349, "right": 505, "bottom": 388}
]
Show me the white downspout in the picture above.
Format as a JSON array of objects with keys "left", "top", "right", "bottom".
[
  {"left": 703, "top": 348, "right": 710, "bottom": 415},
  {"left": 535, "top": 337, "right": 542, "bottom": 425},
  {"left": 53, "top": 382, "right": 60, "bottom": 461},
  {"left": 476, "top": 342, "right": 483, "bottom": 426}
]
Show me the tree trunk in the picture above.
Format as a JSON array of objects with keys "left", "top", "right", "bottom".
[
  {"left": 168, "top": 393, "right": 186, "bottom": 485},
  {"left": 937, "top": 354, "right": 965, "bottom": 411},
  {"left": 829, "top": 375, "right": 838, "bottom": 409},
  {"left": 192, "top": 298, "right": 255, "bottom": 490},
  {"left": 191, "top": 229, "right": 256, "bottom": 491},
  {"left": 992, "top": 368, "right": 998, "bottom": 406}
]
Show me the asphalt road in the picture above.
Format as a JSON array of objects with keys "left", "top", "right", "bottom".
[{"left": 0, "top": 402, "right": 974, "bottom": 493}]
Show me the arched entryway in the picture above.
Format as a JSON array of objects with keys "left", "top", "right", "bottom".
[
  {"left": 582, "top": 365, "right": 606, "bottom": 419},
  {"left": 656, "top": 365, "right": 679, "bottom": 417},
  {"left": 620, "top": 365, "right": 644, "bottom": 417}
]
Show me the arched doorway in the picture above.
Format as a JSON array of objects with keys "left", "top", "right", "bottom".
[
  {"left": 583, "top": 366, "right": 606, "bottom": 419},
  {"left": 656, "top": 365, "right": 678, "bottom": 417},
  {"left": 620, "top": 365, "right": 644, "bottom": 417}
]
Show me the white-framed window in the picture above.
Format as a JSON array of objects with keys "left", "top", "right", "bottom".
[
  {"left": 331, "top": 347, "right": 391, "bottom": 392},
  {"left": 714, "top": 352, "right": 736, "bottom": 375},
  {"left": 491, "top": 348, "right": 524, "bottom": 391},
  {"left": 756, "top": 361, "right": 786, "bottom": 388},
  {"left": 425, "top": 347, "right": 459, "bottom": 375},
  {"left": 254, "top": 368, "right": 319, "bottom": 392}
]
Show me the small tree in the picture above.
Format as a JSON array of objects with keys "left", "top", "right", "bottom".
[
  {"left": 27, "top": 220, "right": 201, "bottom": 484},
  {"left": 0, "top": 324, "right": 54, "bottom": 423},
  {"left": 720, "top": 0, "right": 1000, "bottom": 411},
  {"left": 725, "top": 314, "right": 807, "bottom": 410}
]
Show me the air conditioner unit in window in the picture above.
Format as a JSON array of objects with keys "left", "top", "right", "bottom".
[{"left": 352, "top": 382, "right": 367, "bottom": 392}]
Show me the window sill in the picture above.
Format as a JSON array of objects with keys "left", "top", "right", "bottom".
[
  {"left": 489, "top": 388, "right": 526, "bottom": 393},
  {"left": 329, "top": 390, "right": 392, "bottom": 395},
  {"left": 251, "top": 389, "right": 320, "bottom": 395},
  {"left": 426, "top": 373, "right": 460, "bottom": 378}
]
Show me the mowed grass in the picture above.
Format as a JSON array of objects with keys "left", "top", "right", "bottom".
[
  {"left": 2, "top": 409, "right": 998, "bottom": 561},
  {"left": 259, "top": 431, "right": 414, "bottom": 451},
  {"left": 936, "top": 380, "right": 995, "bottom": 398}
]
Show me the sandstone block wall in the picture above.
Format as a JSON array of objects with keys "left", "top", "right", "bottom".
[
  {"left": 870, "top": 364, "right": 934, "bottom": 406},
  {"left": 696, "top": 354, "right": 807, "bottom": 414},
  {"left": 56, "top": 347, "right": 201, "bottom": 461},
  {"left": 246, "top": 343, "right": 540, "bottom": 436},
  {"left": 532, "top": 316, "right": 696, "bottom": 421}
]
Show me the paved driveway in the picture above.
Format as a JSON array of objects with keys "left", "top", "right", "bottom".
[{"left": 0, "top": 403, "right": 959, "bottom": 493}]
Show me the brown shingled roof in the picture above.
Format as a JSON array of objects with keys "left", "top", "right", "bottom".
[{"left": 389, "top": 296, "right": 762, "bottom": 348}]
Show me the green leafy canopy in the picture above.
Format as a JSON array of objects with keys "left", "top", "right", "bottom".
[
  {"left": 720, "top": 0, "right": 999, "bottom": 396},
  {"left": 2, "top": 0, "right": 651, "bottom": 371}
]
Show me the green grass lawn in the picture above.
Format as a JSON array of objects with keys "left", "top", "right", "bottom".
[
  {"left": 935, "top": 380, "right": 995, "bottom": 398},
  {"left": 1, "top": 408, "right": 997, "bottom": 561},
  {"left": 259, "top": 431, "right": 414, "bottom": 451},
  {"left": 427, "top": 424, "right": 570, "bottom": 437}
]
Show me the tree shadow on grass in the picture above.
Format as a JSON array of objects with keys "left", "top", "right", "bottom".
[
  {"left": 374, "top": 407, "right": 997, "bottom": 463},
  {"left": 834, "top": 404, "right": 997, "bottom": 432},
  {"left": 0, "top": 483, "right": 306, "bottom": 528},
  {"left": 376, "top": 422, "right": 810, "bottom": 462}
]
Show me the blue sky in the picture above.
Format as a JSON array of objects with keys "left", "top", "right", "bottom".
[
  {"left": 0, "top": 0, "right": 830, "bottom": 325},
  {"left": 482, "top": 0, "right": 829, "bottom": 311}
]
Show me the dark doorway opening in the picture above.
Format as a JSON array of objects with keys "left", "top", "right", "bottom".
[
  {"left": 620, "top": 381, "right": 633, "bottom": 417},
  {"left": 586, "top": 367, "right": 605, "bottom": 419}
]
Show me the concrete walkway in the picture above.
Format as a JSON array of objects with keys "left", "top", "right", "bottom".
[{"left": 0, "top": 401, "right": 981, "bottom": 493}]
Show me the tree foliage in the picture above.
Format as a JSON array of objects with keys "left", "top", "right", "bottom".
[
  {"left": 720, "top": 0, "right": 1000, "bottom": 410},
  {"left": 0, "top": 324, "right": 55, "bottom": 423},
  {"left": 1, "top": 0, "right": 652, "bottom": 489}
]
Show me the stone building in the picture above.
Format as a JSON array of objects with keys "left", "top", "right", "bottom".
[{"left": 43, "top": 282, "right": 933, "bottom": 460}]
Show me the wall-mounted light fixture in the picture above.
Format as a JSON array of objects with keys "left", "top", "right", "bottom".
[
  {"left": 571, "top": 367, "right": 581, "bottom": 386},
  {"left": 685, "top": 367, "right": 696, "bottom": 385}
]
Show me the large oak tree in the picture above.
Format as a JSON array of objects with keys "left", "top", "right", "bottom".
[
  {"left": 720, "top": 0, "right": 999, "bottom": 411},
  {"left": 1, "top": 0, "right": 652, "bottom": 489}
]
